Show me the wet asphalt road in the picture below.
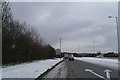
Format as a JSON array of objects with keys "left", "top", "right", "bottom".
[
  {"left": 65, "top": 59, "right": 118, "bottom": 79},
  {"left": 42, "top": 59, "right": 118, "bottom": 80}
]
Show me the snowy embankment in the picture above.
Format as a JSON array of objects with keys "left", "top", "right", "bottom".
[
  {"left": 75, "top": 57, "right": 118, "bottom": 71},
  {"left": 2, "top": 58, "right": 62, "bottom": 78}
]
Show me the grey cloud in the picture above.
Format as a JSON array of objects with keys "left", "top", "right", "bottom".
[{"left": 10, "top": 2, "right": 118, "bottom": 52}]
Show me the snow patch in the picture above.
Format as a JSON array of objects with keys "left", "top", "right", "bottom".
[
  {"left": 0, "top": 67, "right": 2, "bottom": 80},
  {"left": 2, "top": 58, "right": 62, "bottom": 78},
  {"left": 75, "top": 57, "right": 118, "bottom": 70}
]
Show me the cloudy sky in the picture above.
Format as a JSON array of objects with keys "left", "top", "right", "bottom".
[{"left": 10, "top": 2, "right": 118, "bottom": 53}]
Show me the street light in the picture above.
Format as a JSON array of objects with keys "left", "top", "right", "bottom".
[
  {"left": 60, "top": 38, "right": 61, "bottom": 52},
  {"left": 93, "top": 41, "right": 96, "bottom": 54},
  {"left": 60, "top": 38, "right": 61, "bottom": 59},
  {"left": 78, "top": 44, "right": 81, "bottom": 53},
  {"left": 89, "top": 45, "right": 92, "bottom": 54},
  {"left": 108, "top": 16, "right": 119, "bottom": 54}
]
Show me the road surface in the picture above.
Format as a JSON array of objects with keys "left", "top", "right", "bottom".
[{"left": 41, "top": 59, "right": 118, "bottom": 80}]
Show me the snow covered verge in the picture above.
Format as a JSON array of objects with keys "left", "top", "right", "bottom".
[
  {"left": 2, "top": 58, "right": 62, "bottom": 79},
  {"left": 0, "top": 67, "right": 2, "bottom": 80},
  {"left": 75, "top": 57, "right": 118, "bottom": 71}
]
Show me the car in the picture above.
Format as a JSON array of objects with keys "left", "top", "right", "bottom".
[
  {"left": 69, "top": 57, "right": 74, "bottom": 61},
  {"left": 64, "top": 57, "right": 68, "bottom": 59},
  {"left": 68, "top": 54, "right": 74, "bottom": 61}
]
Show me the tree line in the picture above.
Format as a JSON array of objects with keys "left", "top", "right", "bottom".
[{"left": 2, "top": 2, "right": 56, "bottom": 65}]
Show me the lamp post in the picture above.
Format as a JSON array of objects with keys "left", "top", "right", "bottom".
[
  {"left": 60, "top": 38, "right": 61, "bottom": 59},
  {"left": 89, "top": 45, "right": 92, "bottom": 54},
  {"left": 60, "top": 38, "right": 61, "bottom": 52},
  {"left": 78, "top": 44, "right": 81, "bottom": 53},
  {"left": 108, "top": 16, "right": 119, "bottom": 54},
  {"left": 93, "top": 41, "right": 96, "bottom": 54}
]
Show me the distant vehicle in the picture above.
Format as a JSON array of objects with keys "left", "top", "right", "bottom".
[
  {"left": 64, "top": 53, "right": 69, "bottom": 59},
  {"left": 56, "top": 49, "right": 61, "bottom": 55},
  {"left": 82, "top": 53, "right": 87, "bottom": 57},
  {"left": 68, "top": 54, "right": 74, "bottom": 61}
]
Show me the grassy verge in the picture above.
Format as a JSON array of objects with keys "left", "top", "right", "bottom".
[{"left": 35, "top": 60, "right": 64, "bottom": 80}]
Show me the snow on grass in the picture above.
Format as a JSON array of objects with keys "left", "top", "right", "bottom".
[
  {"left": 0, "top": 67, "right": 2, "bottom": 80},
  {"left": 75, "top": 57, "right": 118, "bottom": 70},
  {"left": 2, "top": 58, "right": 62, "bottom": 78}
]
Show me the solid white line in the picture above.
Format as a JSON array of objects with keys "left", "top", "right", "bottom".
[{"left": 85, "top": 69, "right": 105, "bottom": 79}]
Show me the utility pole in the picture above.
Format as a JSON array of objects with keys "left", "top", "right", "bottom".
[
  {"left": 60, "top": 38, "right": 61, "bottom": 59},
  {"left": 60, "top": 38, "right": 61, "bottom": 52},
  {"left": 78, "top": 44, "right": 80, "bottom": 53},
  {"left": 89, "top": 45, "right": 92, "bottom": 54},
  {"left": 93, "top": 41, "right": 94, "bottom": 54},
  {"left": 93, "top": 41, "right": 96, "bottom": 54}
]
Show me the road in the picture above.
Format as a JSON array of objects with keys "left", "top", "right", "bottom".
[
  {"left": 42, "top": 59, "right": 118, "bottom": 80},
  {"left": 66, "top": 60, "right": 118, "bottom": 79}
]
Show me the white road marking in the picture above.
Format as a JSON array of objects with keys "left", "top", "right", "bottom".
[
  {"left": 85, "top": 69, "right": 105, "bottom": 79},
  {"left": 104, "top": 69, "right": 111, "bottom": 80}
]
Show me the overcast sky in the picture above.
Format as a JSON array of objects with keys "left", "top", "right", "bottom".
[{"left": 10, "top": 2, "right": 118, "bottom": 53}]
